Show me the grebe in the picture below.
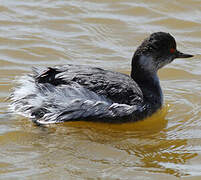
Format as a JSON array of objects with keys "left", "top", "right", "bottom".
[{"left": 10, "top": 32, "right": 193, "bottom": 125}]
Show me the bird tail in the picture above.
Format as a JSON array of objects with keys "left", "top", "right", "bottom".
[{"left": 9, "top": 73, "right": 137, "bottom": 125}]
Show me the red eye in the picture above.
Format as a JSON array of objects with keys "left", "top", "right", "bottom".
[{"left": 170, "top": 48, "right": 175, "bottom": 53}]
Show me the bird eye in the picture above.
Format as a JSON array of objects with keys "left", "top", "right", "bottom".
[{"left": 170, "top": 48, "right": 175, "bottom": 53}]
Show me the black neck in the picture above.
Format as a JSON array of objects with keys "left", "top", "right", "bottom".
[{"left": 131, "top": 56, "right": 163, "bottom": 111}]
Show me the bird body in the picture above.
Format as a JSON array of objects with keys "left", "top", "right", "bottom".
[{"left": 10, "top": 32, "right": 193, "bottom": 125}]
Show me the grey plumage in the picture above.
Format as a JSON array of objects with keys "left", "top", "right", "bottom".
[
  {"left": 10, "top": 68, "right": 141, "bottom": 124},
  {"left": 9, "top": 32, "right": 193, "bottom": 125}
]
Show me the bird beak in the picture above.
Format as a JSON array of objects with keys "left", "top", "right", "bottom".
[{"left": 175, "top": 50, "right": 193, "bottom": 58}]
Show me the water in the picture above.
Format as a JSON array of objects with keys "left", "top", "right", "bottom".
[{"left": 0, "top": 0, "right": 201, "bottom": 179}]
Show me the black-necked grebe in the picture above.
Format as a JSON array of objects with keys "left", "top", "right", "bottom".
[{"left": 10, "top": 32, "right": 193, "bottom": 125}]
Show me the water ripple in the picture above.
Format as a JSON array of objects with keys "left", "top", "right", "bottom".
[{"left": 0, "top": 0, "right": 201, "bottom": 179}]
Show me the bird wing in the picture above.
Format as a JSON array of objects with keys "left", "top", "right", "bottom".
[
  {"left": 10, "top": 74, "right": 144, "bottom": 125},
  {"left": 33, "top": 64, "right": 143, "bottom": 105}
]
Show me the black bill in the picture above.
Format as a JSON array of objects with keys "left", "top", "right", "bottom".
[{"left": 176, "top": 50, "right": 193, "bottom": 58}]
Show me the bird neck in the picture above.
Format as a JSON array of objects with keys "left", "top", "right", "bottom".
[{"left": 131, "top": 55, "right": 163, "bottom": 109}]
